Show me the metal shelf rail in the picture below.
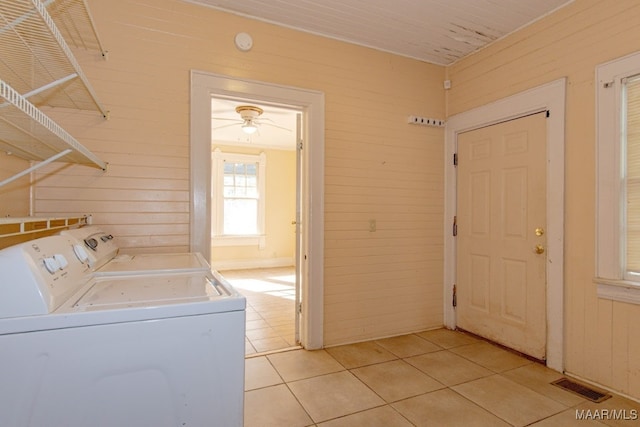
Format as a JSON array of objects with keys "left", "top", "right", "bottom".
[
  {"left": 0, "top": 0, "right": 108, "bottom": 188},
  {"left": 0, "top": 215, "right": 89, "bottom": 249}
]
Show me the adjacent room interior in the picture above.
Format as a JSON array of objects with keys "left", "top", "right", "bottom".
[{"left": 209, "top": 96, "right": 300, "bottom": 354}]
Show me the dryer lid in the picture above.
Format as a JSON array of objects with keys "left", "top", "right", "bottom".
[
  {"left": 96, "top": 252, "right": 210, "bottom": 275},
  {"left": 67, "top": 272, "right": 235, "bottom": 312}
]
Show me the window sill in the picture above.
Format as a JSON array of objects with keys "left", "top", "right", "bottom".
[
  {"left": 212, "top": 235, "right": 266, "bottom": 248},
  {"left": 595, "top": 278, "right": 640, "bottom": 305}
]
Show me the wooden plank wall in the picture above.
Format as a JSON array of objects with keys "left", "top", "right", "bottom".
[
  {"left": 31, "top": 0, "right": 446, "bottom": 345},
  {"left": 447, "top": 0, "right": 640, "bottom": 401},
  {"left": 0, "top": 153, "right": 30, "bottom": 217}
]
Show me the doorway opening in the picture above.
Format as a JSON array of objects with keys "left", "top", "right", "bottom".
[
  {"left": 444, "top": 78, "right": 566, "bottom": 371},
  {"left": 189, "top": 70, "right": 325, "bottom": 352},
  {"left": 210, "top": 96, "right": 301, "bottom": 355}
]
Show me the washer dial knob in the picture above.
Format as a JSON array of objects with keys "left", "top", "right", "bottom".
[
  {"left": 73, "top": 244, "right": 90, "bottom": 263},
  {"left": 43, "top": 257, "right": 60, "bottom": 274}
]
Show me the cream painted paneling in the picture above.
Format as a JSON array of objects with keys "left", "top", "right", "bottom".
[
  {"left": 30, "top": 0, "right": 445, "bottom": 345},
  {"left": 447, "top": 0, "right": 640, "bottom": 400},
  {"left": 0, "top": 153, "right": 30, "bottom": 217},
  {"left": 210, "top": 145, "right": 296, "bottom": 269}
]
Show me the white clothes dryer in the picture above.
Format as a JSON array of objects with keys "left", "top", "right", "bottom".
[{"left": 60, "top": 226, "right": 211, "bottom": 275}]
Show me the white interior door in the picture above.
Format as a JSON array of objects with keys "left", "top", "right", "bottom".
[{"left": 456, "top": 112, "right": 547, "bottom": 360}]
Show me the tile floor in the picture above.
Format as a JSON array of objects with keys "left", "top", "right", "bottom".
[
  {"left": 219, "top": 267, "right": 298, "bottom": 355},
  {"left": 244, "top": 329, "right": 640, "bottom": 427}
]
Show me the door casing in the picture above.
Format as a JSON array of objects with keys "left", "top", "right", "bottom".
[
  {"left": 190, "top": 70, "right": 325, "bottom": 350},
  {"left": 444, "top": 78, "right": 566, "bottom": 371}
]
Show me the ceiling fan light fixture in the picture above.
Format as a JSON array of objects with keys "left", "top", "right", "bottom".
[
  {"left": 236, "top": 105, "right": 263, "bottom": 135},
  {"left": 242, "top": 121, "right": 258, "bottom": 134}
]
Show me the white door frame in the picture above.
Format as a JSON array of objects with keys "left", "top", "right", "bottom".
[
  {"left": 190, "top": 70, "right": 325, "bottom": 350},
  {"left": 444, "top": 78, "right": 566, "bottom": 371}
]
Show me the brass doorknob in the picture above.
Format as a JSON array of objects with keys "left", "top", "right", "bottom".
[{"left": 535, "top": 244, "right": 545, "bottom": 254}]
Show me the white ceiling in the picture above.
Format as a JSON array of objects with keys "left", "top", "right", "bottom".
[
  {"left": 211, "top": 98, "right": 298, "bottom": 150},
  {"left": 186, "top": 0, "right": 573, "bottom": 65},
  {"left": 205, "top": 0, "right": 573, "bottom": 148}
]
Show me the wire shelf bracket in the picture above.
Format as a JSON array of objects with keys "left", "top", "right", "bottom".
[{"left": 0, "top": 0, "right": 109, "bottom": 189}]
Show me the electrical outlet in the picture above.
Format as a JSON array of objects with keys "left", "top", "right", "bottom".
[{"left": 369, "top": 219, "right": 377, "bottom": 232}]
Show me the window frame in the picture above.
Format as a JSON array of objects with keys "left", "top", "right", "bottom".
[
  {"left": 211, "top": 148, "right": 266, "bottom": 247},
  {"left": 595, "top": 51, "right": 640, "bottom": 304}
]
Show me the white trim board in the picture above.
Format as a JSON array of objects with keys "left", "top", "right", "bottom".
[
  {"left": 212, "top": 257, "right": 294, "bottom": 271},
  {"left": 190, "top": 70, "right": 325, "bottom": 350},
  {"left": 444, "top": 78, "right": 566, "bottom": 372}
]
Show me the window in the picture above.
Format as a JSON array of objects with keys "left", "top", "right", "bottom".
[
  {"left": 596, "top": 51, "right": 640, "bottom": 304},
  {"left": 212, "top": 149, "right": 266, "bottom": 247},
  {"left": 223, "top": 161, "right": 258, "bottom": 235},
  {"left": 626, "top": 75, "right": 640, "bottom": 280}
]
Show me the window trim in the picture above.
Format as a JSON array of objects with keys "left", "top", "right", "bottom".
[
  {"left": 211, "top": 149, "right": 266, "bottom": 248},
  {"left": 595, "top": 51, "right": 640, "bottom": 304}
]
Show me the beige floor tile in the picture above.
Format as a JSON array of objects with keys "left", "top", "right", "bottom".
[
  {"left": 246, "top": 326, "right": 281, "bottom": 340},
  {"left": 245, "top": 338, "right": 257, "bottom": 356},
  {"left": 392, "top": 388, "right": 511, "bottom": 427},
  {"left": 449, "top": 341, "right": 532, "bottom": 372},
  {"left": 405, "top": 350, "right": 493, "bottom": 386},
  {"left": 573, "top": 395, "right": 640, "bottom": 427},
  {"left": 416, "top": 328, "right": 480, "bottom": 348},
  {"left": 317, "top": 405, "right": 413, "bottom": 427},
  {"left": 245, "top": 319, "right": 270, "bottom": 331},
  {"left": 222, "top": 267, "right": 296, "bottom": 355},
  {"left": 251, "top": 336, "right": 291, "bottom": 353},
  {"left": 288, "top": 371, "right": 385, "bottom": 422},
  {"left": 351, "top": 359, "right": 444, "bottom": 402},
  {"left": 325, "top": 341, "right": 397, "bottom": 369},
  {"left": 245, "top": 310, "right": 261, "bottom": 321},
  {"left": 267, "top": 349, "right": 344, "bottom": 382},
  {"left": 273, "top": 325, "right": 295, "bottom": 337},
  {"left": 529, "top": 409, "right": 609, "bottom": 426},
  {"left": 244, "top": 384, "right": 313, "bottom": 427},
  {"left": 452, "top": 375, "right": 566, "bottom": 427},
  {"left": 265, "top": 317, "right": 295, "bottom": 328},
  {"left": 502, "top": 364, "right": 586, "bottom": 407},
  {"left": 374, "top": 333, "right": 442, "bottom": 358},
  {"left": 245, "top": 356, "right": 283, "bottom": 391}
]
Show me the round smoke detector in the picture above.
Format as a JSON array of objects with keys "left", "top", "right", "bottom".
[{"left": 234, "top": 32, "right": 253, "bottom": 52}]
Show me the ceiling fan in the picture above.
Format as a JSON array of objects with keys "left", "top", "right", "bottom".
[{"left": 212, "top": 105, "right": 291, "bottom": 135}]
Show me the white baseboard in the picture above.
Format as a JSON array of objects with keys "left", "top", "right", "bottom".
[{"left": 211, "top": 257, "right": 294, "bottom": 271}]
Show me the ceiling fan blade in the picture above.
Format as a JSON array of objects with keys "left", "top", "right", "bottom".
[
  {"left": 260, "top": 122, "right": 292, "bottom": 132},
  {"left": 255, "top": 117, "right": 291, "bottom": 132},
  {"left": 212, "top": 117, "right": 243, "bottom": 122},
  {"left": 213, "top": 122, "right": 242, "bottom": 130}
]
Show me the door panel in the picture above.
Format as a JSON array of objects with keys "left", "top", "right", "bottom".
[{"left": 456, "top": 112, "right": 547, "bottom": 360}]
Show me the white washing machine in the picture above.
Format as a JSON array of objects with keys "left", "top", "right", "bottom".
[{"left": 0, "top": 233, "right": 246, "bottom": 427}]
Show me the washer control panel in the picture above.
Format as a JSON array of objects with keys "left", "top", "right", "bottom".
[
  {"left": 0, "top": 235, "right": 93, "bottom": 318},
  {"left": 60, "top": 226, "right": 118, "bottom": 270}
]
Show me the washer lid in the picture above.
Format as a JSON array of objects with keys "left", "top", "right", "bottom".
[
  {"left": 0, "top": 271, "right": 245, "bottom": 335},
  {"left": 96, "top": 252, "right": 210, "bottom": 276}
]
